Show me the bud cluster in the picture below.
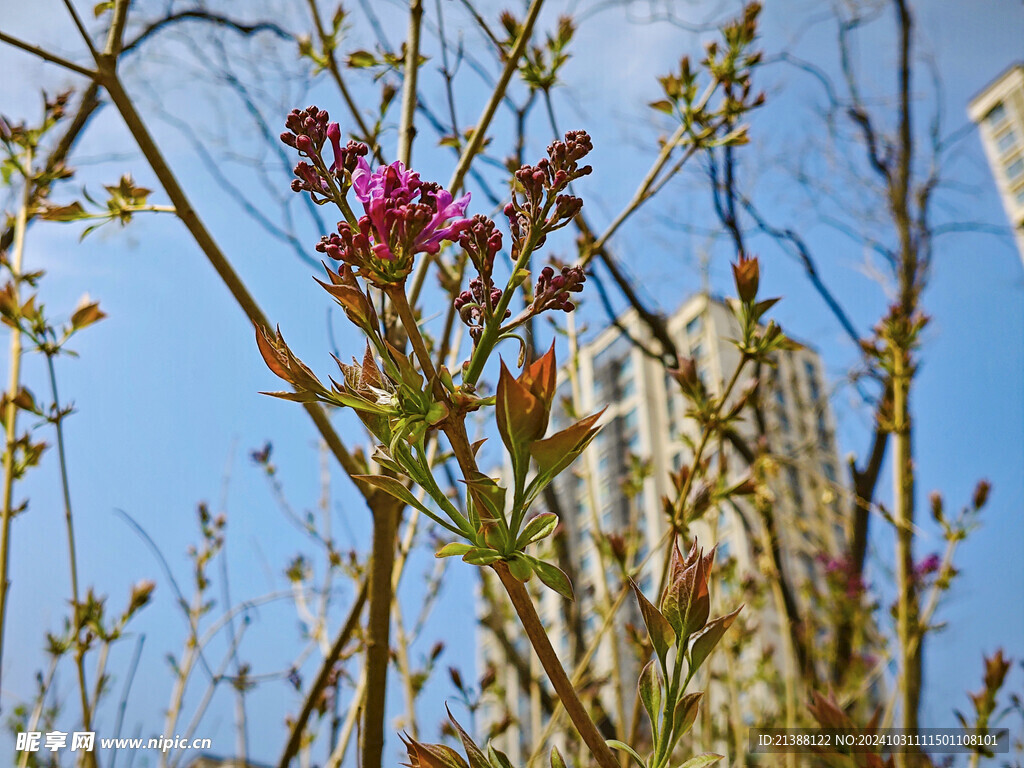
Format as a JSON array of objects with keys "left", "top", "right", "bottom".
[
  {"left": 455, "top": 277, "right": 508, "bottom": 339},
  {"left": 531, "top": 265, "right": 585, "bottom": 313},
  {"left": 504, "top": 130, "right": 593, "bottom": 257},
  {"left": 458, "top": 214, "right": 503, "bottom": 279},
  {"left": 281, "top": 106, "right": 370, "bottom": 202}
]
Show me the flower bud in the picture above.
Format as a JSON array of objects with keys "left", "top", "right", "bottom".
[{"left": 731, "top": 254, "right": 759, "bottom": 303}]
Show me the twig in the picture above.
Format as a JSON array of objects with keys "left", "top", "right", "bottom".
[
  {"left": 109, "top": 634, "right": 145, "bottom": 768},
  {"left": 397, "top": 0, "right": 424, "bottom": 167},
  {"left": 279, "top": 579, "right": 368, "bottom": 768},
  {"left": 0, "top": 147, "right": 33, "bottom": 709},
  {"left": 407, "top": 0, "right": 546, "bottom": 310},
  {"left": 46, "top": 350, "right": 95, "bottom": 756},
  {"left": 0, "top": 31, "right": 99, "bottom": 78},
  {"left": 303, "top": 0, "right": 386, "bottom": 165},
  {"left": 88, "top": 35, "right": 367, "bottom": 493},
  {"left": 62, "top": 0, "right": 100, "bottom": 60}
]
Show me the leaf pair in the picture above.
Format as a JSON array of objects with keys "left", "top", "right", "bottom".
[
  {"left": 435, "top": 543, "right": 574, "bottom": 601},
  {"left": 402, "top": 708, "right": 568, "bottom": 768},
  {"left": 495, "top": 344, "right": 557, "bottom": 471}
]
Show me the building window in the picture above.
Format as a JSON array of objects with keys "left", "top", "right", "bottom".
[
  {"left": 823, "top": 462, "right": 837, "bottom": 484},
  {"left": 787, "top": 466, "right": 803, "bottom": 508},
  {"left": 636, "top": 538, "right": 649, "bottom": 563},
  {"left": 686, "top": 315, "right": 702, "bottom": 339},
  {"left": 777, "top": 409, "right": 791, "bottom": 433},
  {"left": 718, "top": 539, "right": 731, "bottom": 560},
  {"left": 580, "top": 548, "right": 592, "bottom": 574},
  {"left": 1007, "top": 157, "right": 1024, "bottom": 182},
  {"left": 1016, "top": 186, "right": 1024, "bottom": 206},
  {"left": 775, "top": 385, "right": 790, "bottom": 432},
  {"left": 691, "top": 340, "right": 704, "bottom": 360},
  {"left": 987, "top": 102, "right": 1007, "bottom": 127},
  {"left": 817, "top": 411, "right": 829, "bottom": 448},
  {"left": 622, "top": 408, "right": 638, "bottom": 432},
  {"left": 804, "top": 360, "right": 821, "bottom": 402},
  {"left": 997, "top": 129, "right": 1018, "bottom": 155}
]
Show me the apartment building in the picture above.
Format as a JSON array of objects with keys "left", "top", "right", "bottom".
[
  {"left": 969, "top": 63, "right": 1024, "bottom": 263},
  {"left": 477, "top": 294, "right": 845, "bottom": 763}
]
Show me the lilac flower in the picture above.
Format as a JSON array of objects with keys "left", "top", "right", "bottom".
[
  {"left": 351, "top": 158, "right": 472, "bottom": 260},
  {"left": 913, "top": 553, "right": 942, "bottom": 579},
  {"left": 314, "top": 157, "right": 471, "bottom": 286}
]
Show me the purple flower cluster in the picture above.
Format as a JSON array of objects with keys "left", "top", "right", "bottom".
[
  {"left": 817, "top": 553, "right": 867, "bottom": 599},
  {"left": 281, "top": 106, "right": 474, "bottom": 287},
  {"left": 352, "top": 158, "right": 472, "bottom": 259},
  {"left": 459, "top": 214, "right": 503, "bottom": 277},
  {"left": 316, "top": 158, "right": 472, "bottom": 286},
  {"left": 913, "top": 553, "right": 941, "bottom": 579}
]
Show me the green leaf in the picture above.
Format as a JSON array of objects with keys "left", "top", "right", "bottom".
[
  {"left": 638, "top": 660, "right": 662, "bottom": 740},
  {"left": 446, "top": 708, "right": 489, "bottom": 768},
  {"left": 606, "top": 741, "right": 646, "bottom": 768},
  {"left": 38, "top": 202, "right": 87, "bottom": 222},
  {"left": 70, "top": 298, "right": 106, "bottom": 331},
  {"left": 630, "top": 579, "right": 675, "bottom": 666},
  {"left": 530, "top": 410, "right": 603, "bottom": 479},
  {"left": 495, "top": 360, "right": 546, "bottom": 472},
  {"left": 435, "top": 542, "right": 474, "bottom": 559},
  {"left": 671, "top": 692, "right": 703, "bottom": 741},
  {"left": 515, "top": 512, "right": 558, "bottom": 549},
  {"left": 526, "top": 556, "right": 574, "bottom": 600},
  {"left": 488, "top": 746, "right": 514, "bottom": 768},
  {"left": 461, "top": 472, "right": 507, "bottom": 527},
  {"left": 661, "top": 553, "right": 710, "bottom": 642},
  {"left": 347, "top": 50, "right": 378, "bottom": 68},
  {"left": 649, "top": 99, "right": 675, "bottom": 114},
  {"left": 549, "top": 747, "right": 567, "bottom": 768},
  {"left": 688, "top": 605, "right": 742, "bottom": 672},
  {"left": 507, "top": 554, "right": 533, "bottom": 582},
  {"left": 260, "top": 390, "right": 322, "bottom": 403},
  {"left": 674, "top": 755, "right": 723, "bottom": 768},
  {"left": 352, "top": 475, "right": 429, "bottom": 514},
  {"left": 405, "top": 741, "right": 469, "bottom": 768},
  {"left": 462, "top": 547, "right": 503, "bottom": 566}
]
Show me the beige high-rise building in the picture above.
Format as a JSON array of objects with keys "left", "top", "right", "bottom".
[
  {"left": 476, "top": 294, "right": 846, "bottom": 763},
  {"left": 968, "top": 63, "right": 1024, "bottom": 263}
]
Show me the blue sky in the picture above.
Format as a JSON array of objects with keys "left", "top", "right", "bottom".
[{"left": 0, "top": 0, "right": 1022, "bottom": 764}]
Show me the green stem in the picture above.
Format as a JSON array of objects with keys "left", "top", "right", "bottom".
[
  {"left": 46, "top": 352, "right": 95, "bottom": 758},
  {"left": 396, "top": 0, "right": 423, "bottom": 167},
  {"left": 494, "top": 562, "right": 620, "bottom": 768},
  {"left": 892, "top": 338, "right": 918, "bottom": 766},
  {"left": 361, "top": 499, "right": 401, "bottom": 768},
  {"left": 461, "top": 225, "right": 549, "bottom": 389},
  {"left": 0, "top": 146, "right": 32, "bottom": 712}
]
